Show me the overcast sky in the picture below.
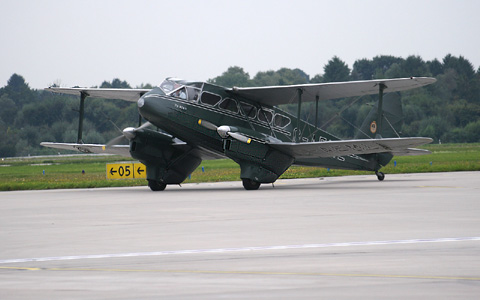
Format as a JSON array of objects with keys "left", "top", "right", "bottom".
[{"left": 1, "top": 0, "right": 479, "bottom": 89}]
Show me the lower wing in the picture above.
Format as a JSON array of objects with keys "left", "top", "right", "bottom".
[
  {"left": 269, "top": 137, "right": 433, "bottom": 159},
  {"left": 40, "top": 142, "right": 130, "bottom": 157}
]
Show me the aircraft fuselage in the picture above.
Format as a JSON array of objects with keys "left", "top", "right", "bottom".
[{"left": 137, "top": 81, "right": 388, "bottom": 174}]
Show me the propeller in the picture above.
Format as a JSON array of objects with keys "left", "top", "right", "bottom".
[
  {"left": 197, "top": 119, "right": 252, "bottom": 144},
  {"left": 106, "top": 121, "right": 152, "bottom": 147}
]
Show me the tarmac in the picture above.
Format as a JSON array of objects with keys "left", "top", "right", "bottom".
[{"left": 1, "top": 172, "right": 479, "bottom": 299}]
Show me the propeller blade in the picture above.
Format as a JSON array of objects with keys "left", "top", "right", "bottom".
[
  {"left": 122, "top": 122, "right": 152, "bottom": 140},
  {"left": 228, "top": 132, "right": 252, "bottom": 144},
  {"left": 137, "top": 121, "right": 152, "bottom": 130},
  {"left": 106, "top": 122, "right": 152, "bottom": 147},
  {"left": 198, "top": 119, "right": 218, "bottom": 130},
  {"left": 106, "top": 134, "right": 127, "bottom": 147}
]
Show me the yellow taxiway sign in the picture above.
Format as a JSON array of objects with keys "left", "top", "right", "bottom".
[{"left": 107, "top": 162, "right": 146, "bottom": 179}]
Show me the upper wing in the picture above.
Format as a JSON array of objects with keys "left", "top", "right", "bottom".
[
  {"left": 44, "top": 87, "right": 151, "bottom": 102},
  {"left": 268, "top": 137, "right": 433, "bottom": 159},
  {"left": 229, "top": 77, "right": 436, "bottom": 106}
]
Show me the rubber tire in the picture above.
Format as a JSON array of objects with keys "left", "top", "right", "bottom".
[
  {"left": 376, "top": 171, "right": 385, "bottom": 181},
  {"left": 242, "top": 179, "right": 261, "bottom": 190},
  {"left": 148, "top": 180, "right": 167, "bottom": 191}
]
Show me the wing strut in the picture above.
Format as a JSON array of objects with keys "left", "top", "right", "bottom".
[
  {"left": 376, "top": 83, "right": 386, "bottom": 138},
  {"left": 77, "top": 91, "right": 87, "bottom": 144},
  {"left": 296, "top": 88, "right": 303, "bottom": 143}
]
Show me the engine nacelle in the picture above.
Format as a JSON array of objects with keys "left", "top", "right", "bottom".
[
  {"left": 224, "top": 139, "right": 293, "bottom": 183},
  {"left": 129, "top": 129, "right": 201, "bottom": 184}
]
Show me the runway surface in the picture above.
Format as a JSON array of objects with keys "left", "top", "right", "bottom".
[{"left": 1, "top": 172, "right": 479, "bottom": 299}]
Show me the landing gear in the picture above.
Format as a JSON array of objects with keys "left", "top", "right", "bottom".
[
  {"left": 242, "top": 178, "right": 261, "bottom": 190},
  {"left": 148, "top": 180, "right": 166, "bottom": 191},
  {"left": 375, "top": 171, "right": 385, "bottom": 181}
]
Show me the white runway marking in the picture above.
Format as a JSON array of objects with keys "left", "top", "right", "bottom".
[{"left": 1, "top": 237, "right": 479, "bottom": 265}]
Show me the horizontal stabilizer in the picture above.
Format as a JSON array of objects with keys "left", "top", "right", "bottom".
[
  {"left": 44, "top": 87, "right": 151, "bottom": 102},
  {"left": 269, "top": 137, "right": 433, "bottom": 159}
]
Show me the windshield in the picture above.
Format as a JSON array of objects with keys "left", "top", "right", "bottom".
[
  {"left": 160, "top": 78, "right": 184, "bottom": 94},
  {"left": 159, "top": 78, "right": 201, "bottom": 102}
]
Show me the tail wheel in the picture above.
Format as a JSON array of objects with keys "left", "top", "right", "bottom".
[
  {"left": 242, "top": 179, "right": 261, "bottom": 190},
  {"left": 375, "top": 171, "right": 385, "bottom": 181},
  {"left": 148, "top": 180, "right": 167, "bottom": 191}
]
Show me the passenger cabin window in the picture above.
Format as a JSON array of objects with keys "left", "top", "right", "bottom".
[
  {"left": 258, "top": 109, "right": 273, "bottom": 124},
  {"left": 240, "top": 102, "right": 257, "bottom": 119},
  {"left": 200, "top": 92, "right": 221, "bottom": 106},
  {"left": 219, "top": 98, "right": 239, "bottom": 113},
  {"left": 274, "top": 114, "right": 291, "bottom": 128}
]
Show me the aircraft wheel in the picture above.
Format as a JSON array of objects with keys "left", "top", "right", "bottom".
[
  {"left": 242, "top": 179, "right": 261, "bottom": 190},
  {"left": 375, "top": 171, "right": 385, "bottom": 181},
  {"left": 148, "top": 180, "right": 166, "bottom": 191}
]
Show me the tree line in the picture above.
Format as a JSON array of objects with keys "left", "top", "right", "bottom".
[{"left": 0, "top": 54, "right": 479, "bottom": 157}]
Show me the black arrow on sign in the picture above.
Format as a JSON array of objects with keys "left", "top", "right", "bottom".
[
  {"left": 137, "top": 167, "right": 145, "bottom": 174},
  {"left": 110, "top": 168, "right": 117, "bottom": 176}
]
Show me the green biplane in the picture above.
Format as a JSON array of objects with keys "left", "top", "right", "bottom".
[{"left": 42, "top": 76, "right": 436, "bottom": 190}]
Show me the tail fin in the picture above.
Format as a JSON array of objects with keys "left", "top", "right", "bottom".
[{"left": 355, "top": 92, "right": 404, "bottom": 139}]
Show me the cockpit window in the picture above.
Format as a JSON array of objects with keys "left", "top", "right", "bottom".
[
  {"left": 171, "top": 87, "right": 187, "bottom": 99},
  {"left": 160, "top": 79, "right": 178, "bottom": 93},
  {"left": 160, "top": 78, "right": 200, "bottom": 102}
]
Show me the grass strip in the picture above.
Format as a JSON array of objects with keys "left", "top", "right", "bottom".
[{"left": 1, "top": 144, "right": 479, "bottom": 191}]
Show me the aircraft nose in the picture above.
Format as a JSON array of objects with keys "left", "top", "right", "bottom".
[
  {"left": 137, "top": 96, "right": 145, "bottom": 109},
  {"left": 136, "top": 93, "right": 166, "bottom": 122},
  {"left": 137, "top": 95, "right": 151, "bottom": 120}
]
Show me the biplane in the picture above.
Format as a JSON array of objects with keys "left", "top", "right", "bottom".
[{"left": 42, "top": 76, "right": 436, "bottom": 190}]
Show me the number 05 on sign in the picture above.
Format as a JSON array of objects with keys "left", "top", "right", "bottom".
[{"left": 107, "top": 163, "right": 146, "bottom": 179}]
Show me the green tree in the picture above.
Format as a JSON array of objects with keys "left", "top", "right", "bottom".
[
  {"left": 208, "top": 66, "right": 251, "bottom": 87},
  {"left": 252, "top": 70, "right": 280, "bottom": 86},
  {"left": 0, "top": 94, "right": 17, "bottom": 125},
  {"left": 252, "top": 68, "right": 309, "bottom": 86},
  {"left": 323, "top": 56, "right": 350, "bottom": 82},
  {"left": 275, "top": 68, "right": 309, "bottom": 85},
  {"left": 309, "top": 74, "right": 324, "bottom": 83},
  {"left": 371, "top": 55, "right": 404, "bottom": 78},
  {"left": 351, "top": 58, "right": 375, "bottom": 80},
  {"left": 427, "top": 58, "right": 444, "bottom": 76},
  {"left": 402, "top": 55, "right": 429, "bottom": 77},
  {"left": 100, "top": 78, "right": 132, "bottom": 88},
  {"left": 1, "top": 74, "right": 35, "bottom": 107},
  {"left": 442, "top": 54, "right": 476, "bottom": 101}
]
